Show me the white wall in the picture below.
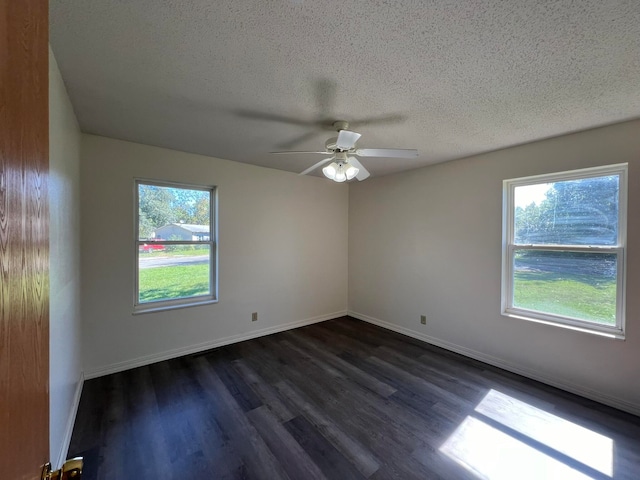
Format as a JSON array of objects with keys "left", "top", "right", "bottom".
[
  {"left": 49, "top": 48, "right": 83, "bottom": 466},
  {"left": 349, "top": 119, "right": 640, "bottom": 414},
  {"left": 81, "top": 135, "right": 348, "bottom": 376}
]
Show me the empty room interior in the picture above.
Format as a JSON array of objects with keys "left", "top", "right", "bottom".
[{"left": 5, "top": 0, "right": 640, "bottom": 479}]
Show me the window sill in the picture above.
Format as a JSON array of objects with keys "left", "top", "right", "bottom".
[
  {"left": 502, "top": 310, "right": 625, "bottom": 340},
  {"left": 133, "top": 298, "right": 218, "bottom": 315}
]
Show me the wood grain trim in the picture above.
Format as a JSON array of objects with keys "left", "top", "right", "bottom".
[{"left": 0, "top": 0, "right": 50, "bottom": 478}]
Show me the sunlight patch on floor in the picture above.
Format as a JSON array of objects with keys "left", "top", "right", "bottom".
[{"left": 440, "top": 390, "right": 613, "bottom": 480}]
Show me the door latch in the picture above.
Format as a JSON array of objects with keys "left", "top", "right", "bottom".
[{"left": 41, "top": 457, "right": 83, "bottom": 480}]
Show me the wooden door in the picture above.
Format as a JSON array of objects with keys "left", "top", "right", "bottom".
[{"left": 0, "top": 0, "right": 50, "bottom": 479}]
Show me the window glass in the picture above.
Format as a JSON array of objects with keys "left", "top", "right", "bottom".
[
  {"left": 514, "top": 176, "right": 619, "bottom": 246},
  {"left": 135, "top": 181, "right": 216, "bottom": 310},
  {"left": 513, "top": 251, "right": 617, "bottom": 325},
  {"left": 502, "top": 165, "right": 626, "bottom": 337},
  {"left": 139, "top": 245, "right": 211, "bottom": 304},
  {"left": 138, "top": 184, "right": 211, "bottom": 241}
]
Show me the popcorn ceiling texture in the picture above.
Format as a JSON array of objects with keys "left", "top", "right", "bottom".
[{"left": 50, "top": 0, "right": 640, "bottom": 177}]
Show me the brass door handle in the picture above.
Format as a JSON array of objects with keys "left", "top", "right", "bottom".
[{"left": 42, "top": 457, "right": 83, "bottom": 480}]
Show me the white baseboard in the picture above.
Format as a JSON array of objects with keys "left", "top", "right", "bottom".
[
  {"left": 85, "top": 311, "right": 347, "bottom": 379},
  {"left": 348, "top": 310, "right": 640, "bottom": 417},
  {"left": 55, "top": 371, "right": 85, "bottom": 469}
]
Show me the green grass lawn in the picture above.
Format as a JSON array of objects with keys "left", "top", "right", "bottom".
[
  {"left": 513, "top": 271, "right": 616, "bottom": 325},
  {"left": 139, "top": 264, "right": 210, "bottom": 302}
]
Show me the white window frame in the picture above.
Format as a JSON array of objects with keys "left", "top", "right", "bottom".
[
  {"left": 134, "top": 179, "right": 218, "bottom": 314},
  {"left": 501, "top": 164, "right": 627, "bottom": 339}
]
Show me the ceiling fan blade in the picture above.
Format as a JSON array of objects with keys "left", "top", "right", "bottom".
[
  {"left": 348, "top": 157, "right": 370, "bottom": 181},
  {"left": 234, "top": 109, "right": 319, "bottom": 127},
  {"left": 299, "top": 157, "right": 334, "bottom": 176},
  {"left": 336, "top": 130, "right": 362, "bottom": 150},
  {"left": 270, "top": 151, "right": 328, "bottom": 154},
  {"left": 355, "top": 148, "right": 418, "bottom": 158},
  {"left": 277, "top": 130, "right": 321, "bottom": 150},
  {"left": 350, "top": 113, "right": 406, "bottom": 127}
]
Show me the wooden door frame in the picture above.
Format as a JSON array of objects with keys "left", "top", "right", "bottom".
[{"left": 0, "top": 0, "right": 50, "bottom": 478}]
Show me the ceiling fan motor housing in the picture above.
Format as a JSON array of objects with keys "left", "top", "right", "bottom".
[
  {"left": 325, "top": 121, "right": 352, "bottom": 152},
  {"left": 325, "top": 137, "right": 339, "bottom": 152}
]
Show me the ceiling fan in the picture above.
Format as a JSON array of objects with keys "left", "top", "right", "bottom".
[{"left": 271, "top": 121, "right": 418, "bottom": 182}]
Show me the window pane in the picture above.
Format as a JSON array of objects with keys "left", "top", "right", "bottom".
[
  {"left": 513, "top": 250, "right": 617, "bottom": 325},
  {"left": 138, "top": 245, "right": 211, "bottom": 303},
  {"left": 138, "top": 183, "right": 211, "bottom": 241},
  {"left": 514, "top": 175, "right": 619, "bottom": 246}
]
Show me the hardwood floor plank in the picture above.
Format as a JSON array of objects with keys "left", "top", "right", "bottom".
[
  {"left": 233, "top": 359, "right": 296, "bottom": 422},
  {"left": 247, "top": 406, "right": 327, "bottom": 480},
  {"left": 272, "top": 376, "right": 434, "bottom": 476},
  {"left": 99, "top": 373, "right": 127, "bottom": 480},
  {"left": 284, "top": 415, "right": 367, "bottom": 480},
  {"left": 329, "top": 318, "right": 433, "bottom": 358},
  {"left": 283, "top": 330, "right": 397, "bottom": 397},
  {"left": 207, "top": 351, "right": 263, "bottom": 412},
  {"left": 70, "top": 317, "right": 640, "bottom": 480},
  {"left": 410, "top": 443, "right": 478, "bottom": 480},
  {"left": 254, "top": 337, "right": 429, "bottom": 453},
  {"left": 367, "top": 355, "right": 474, "bottom": 411},
  {"left": 273, "top": 380, "right": 381, "bottom": 478},
  {"left": 302, "top": 321, "right": 379, "bottom": 358},
  {"left": 192, "top": 357, "right": 291, "bottom": 480},
  {"left": 148, "top": 360, "right": 203, "bottom": 464},
  {"left": 68, "top": 373, "right": 107, "bottom": 454},
  {"left": 121, "top": 367, "right": 166, "bottom": 480},
  {"left": 174, "top": 357, "right": 247, "bottom": 478},
  {"left": 376, "top": 345, "right": 483, "bottom": 401},
  {"left": 387, "top": 389, "right": 455, "bottom": 440}
]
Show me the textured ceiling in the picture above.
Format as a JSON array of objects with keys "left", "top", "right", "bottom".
[{"left": 50, "top": 0, "right": 640, "bottom": 178}]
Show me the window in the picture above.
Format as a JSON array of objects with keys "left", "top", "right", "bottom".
[
  {"left": 502, "top": 164, "right": 627, "bottom": 338},
  {"left": 135, "top": 180, "right": 217, "bottom": 312}
]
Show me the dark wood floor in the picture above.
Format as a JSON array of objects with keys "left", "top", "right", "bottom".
[{"left": 70, "top": 317, "right": 640, "bottom": 479}]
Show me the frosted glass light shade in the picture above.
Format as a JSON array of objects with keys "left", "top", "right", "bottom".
[
  {"left": 322, "top": 162, "right": 338, "bottom": 180},
  {"left": 323, "top": 161, "right": 359, "bottom": 182}
]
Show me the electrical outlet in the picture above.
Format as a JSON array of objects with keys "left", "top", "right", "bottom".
[
  {"left": 420, "top": 315, "right": 426, "bottom": 325},
  {"left": 252, "top": 312, "right": 258, "bottom": 322}
]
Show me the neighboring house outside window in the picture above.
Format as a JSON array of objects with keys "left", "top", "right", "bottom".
[
  {"left": 135, "top": 180, "right": 218, "bottom": 312},
  {"left": 155, "top": 223, "right": 211, "bottom": 241},
  {"left": 502, "top": 164, "right": 627, "bottom": 338}
]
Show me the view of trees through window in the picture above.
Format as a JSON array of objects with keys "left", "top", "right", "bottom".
[
  {"left": 514, "top": 175, "right": 619, "bottom": 246},
  {"left": 508, "top": 171, "right": 623, "bottom": 328},
  {"left": 136, "top": 182, "right": 215, "bottom": 306},
  {"left": 139, "top": 184, "right": 210, "bottom": 239}
]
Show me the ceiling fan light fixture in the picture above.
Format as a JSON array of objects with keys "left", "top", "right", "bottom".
[
  {"left": 273, "top": 123, "right": 417, "bottom": 182},
  {"left": 323, "top": 160, "right": 359, "bottom": 182},
  {"left": 322, "top": 162, "right": 339, "bottom": 180},
  {"left": 345, "top": 159, "right": 359, "bottom": 180}
]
